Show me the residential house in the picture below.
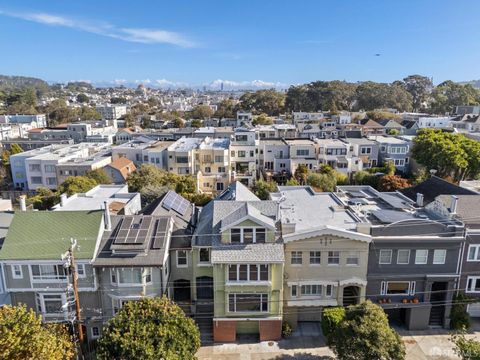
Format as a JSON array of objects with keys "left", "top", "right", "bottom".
[
  {"left": 272, "top": 186, "right": 371, "bottom": 328},
  {"left": 336, "top": 186, "right": 465, "bottom": 330},
  {"left": 55, "top": 150, "right": 112, "bottom": 185},
  {"left": 315, "top": 139, "right": 363, "bottom": 174},
  {"left": 344, "top": 137, "right": 379, "bottom": 169},
  {"left": 104, "top": 157, "right": 137, "bottom": 184},
  {"left": 369, "top": 135, "right": 410, "bottom": 172},
  {"left": 230, "top": 128, "right": 258, "bottom": 187}
]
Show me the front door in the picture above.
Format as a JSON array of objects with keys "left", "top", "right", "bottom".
[
  {"left": 196, "top": 276, "right": 213, "bottom": 300},
  {"left": 429, "top": 282, "right": 447, "bottom": 326}
]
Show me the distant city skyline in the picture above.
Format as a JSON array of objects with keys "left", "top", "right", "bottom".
[{"left": 1, "top": 0, "right": 480, "bottom": 87}]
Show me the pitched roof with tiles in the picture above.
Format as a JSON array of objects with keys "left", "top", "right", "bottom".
[
  {"left": 0, "top": 210, "right": 104, "bottom": 260},
  {"left": 107, "top": 157, "right": 136, "bottom": 180}
]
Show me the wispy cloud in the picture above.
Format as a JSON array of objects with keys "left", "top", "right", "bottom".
[{"left": 0, "top": 9, "right": 196, "bottom": 47}]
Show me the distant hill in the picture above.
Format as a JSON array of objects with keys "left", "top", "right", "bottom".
[
  {"left": 0, "top": 74, "right": 50, "bottom": 94},
  {"left": 459, "top": 80, "right": 480, "bottom": 89}
]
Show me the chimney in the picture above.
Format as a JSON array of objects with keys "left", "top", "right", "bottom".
[
  {"left": 104, "top": 201, "right": 112, "bottom": 231},
  {"left": 60, "top": 193, "right": 67, "bottom": 207},
  {"left": 19, "top": 195, "right": 26, "bottom": 211},
  {"left": 450, "top": 195, "right": 458, "bottom": 214},
  {"left": 416, "top": 193, "right": 424, "bottom": 207}
]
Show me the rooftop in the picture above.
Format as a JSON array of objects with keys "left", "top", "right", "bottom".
[
  {"left": 168, "top": 137, "right": 203, "bottom": 152},
  {"left": 368, "top": 135, "right": 408, "bottom": 144}
]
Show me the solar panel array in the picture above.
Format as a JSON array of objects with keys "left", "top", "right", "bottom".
[
  {"left": 151, "top": 217, "right": 169, "bottom": 249},
  {"left": 113, "top": 217, "right": 153, "bottom": 245},
  {"left": 162, "top": 191, "right": 190, "bottom": 216}
]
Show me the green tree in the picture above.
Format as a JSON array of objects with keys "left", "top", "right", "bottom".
[
  {"left": 253, "top": 180, "right": 277, "bottom": 200},
  {"left": 77, "top": 106, "right": 101, "bottom": 121},
  {"left": 191, "top": 105, "right": 214, "bottom": 119},
  {"left": 294, "top": 164, "right": 309, "bottom": 185},
  {"left": 402, "top": 75, "right": 433, "bottom": 111},
  {"left": 306, "top": 172, "right": 337, "bottom": 192},
  {"left": 86, "top": 168, "right": 112, "bottom": 184},
  {"left": 356, "top": 82, "right": 413, "bottom": 112},
  {"left": 172, "top": 117, "right": 185, "bottom": 128},
  {"left": 27, "top": 187, "right": 59, "bottom": 210},
  {"left": 58, "top": 176, "right": 98, "bottom": 195},
  {"left": 330, "top": 301, "right": 405, "bottom": 360},
  {"left": 239, "top": 89, "right": 285, "bottom": 115},
  {"left": 451, "top": 329, "right": 480, "bottom": 360},
  {"left": 285, "top": 178, "right": 299, "bottom": 186},
  {"left": 321, "top": 307, "right": 346, "bottom": 345},
  {"left": 412, "top": 129, "right": 480, "bottom": 181},
  {"left": 353, "top": 171, "right": 380, "bottom": 188},
  {"left": 190, "top": 119, "right": 203, "bottom": 128},
  {"left": 252, "top": 113, "right": 273, "bottom": 126},
  {"left": 76, "top": 93, "right": 89, "bottom": 103},
  {"left": 366, "top": 110, "right": 401, "bottom": 122},
  {"left": 450, "top": 294, "right": 473, "bottom": 330},
  {"left": 10, "top": 143, "right": 24, "bottom": 155},
  {"left": 214, "top": 99, "right": 236, "bottom": 118},
  {"left": 430, "top": 81, "right": 480, "bottom": 114},
  {"left": 0, "top": 305, "right": 75, "bottom": 360},
  {"left": 97, "top": 297, "right": 200, "bottom": 360},
  {"left": 141, "top": 115, "right": 152, "bottom": 128},
  {"left": 123, "top": 113, "right": 135, "bottom": 128}
]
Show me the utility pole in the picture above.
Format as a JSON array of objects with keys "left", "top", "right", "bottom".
[{"left": 62, "top": 238, "right": 84, "bottom": 356}]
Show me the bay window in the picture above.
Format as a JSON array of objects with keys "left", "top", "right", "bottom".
[
  {"left": 36, "top": 293, "right": 65, "bottom": 317},
  {"left": 111, "top": 268, "right": 152, "bottom": 286},
  {"left": 31, "top": 264, "right": 68, "bottom": 281}
]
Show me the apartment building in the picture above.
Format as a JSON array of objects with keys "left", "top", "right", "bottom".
[
  {"left": 336, "top": 185, "right": 465, "bottom": 329},
  {"left": 285, "top": 139, "right": 318, "bottom": 174},
  {"left": 230, "top": 128, "right": 258, "bottom": 187},
  {"left": 272, "top": 186, "right": 371, "bottom": 328},
  {"left": 0, "top": 114, "right": 47, "bottom": 129},
  {"left": 292, "top": 112, "right": 325, "bottom": 124},
  {"left": 315, "top": 139, "right": 363, "bottom": 174},
  {"left": 55, "top": 150, "right": 112, "bottom": 185},
  {"left": 10, "top": 143, "right": 110, "bottom": 190},
  {"left": 96, "top": 104, "right": 127, "bottom": 120},
  {"left": 369, "top": 135, "right": 410, "bottom": 172},
  {"left": 259, "top": 139, "right": 290, "bottom": 180},
  {"left": 112, "top": 139, "right": 171, "bottom": 167},
  {"left": 345, "top": 137, "right": 379, "bottom": 169}
]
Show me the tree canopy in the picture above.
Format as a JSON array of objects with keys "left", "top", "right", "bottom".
[
  {"left": 190, "top": 105, "right": 214, "bottom": 119},
  {"left": 97, "top": 297, "right": 200, "bottom": 360},
  {"left": 253, "top": 180, "right": 277, "bottom": 200},
  {"left": 412, "top": 129, "right": 480, "bottom": 181},
  {"left": 58, "top": 176, "right": 98, "bottom": 195},
  {"left": 239, "top": 89, "right": 285, "bottom": 116},
  {"left": 0, "top": 305, "right": 75, "bottom": 360},
  {"left": 86, "top": 168, "right": 112, "bottom": 184},
  {"left": 330, "top": 301, "right": 405, "bottom": 360},
  {"left": 430, "top": 80, "right": 480, "bottom": 114}
]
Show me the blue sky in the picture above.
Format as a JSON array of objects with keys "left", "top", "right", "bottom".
[{"left": 0, "top": 0, "right": 479, "bottom": 87}]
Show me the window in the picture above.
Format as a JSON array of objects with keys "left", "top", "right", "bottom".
[
  {"left": 301, "top": 284, "right": 322, "bottom": 296},
  {"left": 175, "top": 156, "right": 188, "bottom": 163},
  {"left": 199, "top": 248, "right": 210, "bottom": 264},
  {"left": 231, "top": 229, "right": 241, "bottom": 243},
  {"left": 243, "top": 229, "right": 254, "bottom": 243},
  {"left": 238, "top": 151, "right": 246, "bottom": 158},
  {"left": 228, "top": 293, "right": 268, "bottom": 312},
  {"left": 76, "top": 264, "right": 86, "bottom": 278},
  {"left": 325, "top": 285, "right": 333, "bottom": 298},
  {"left": 46, "top": 177, "right": 57, "bottom": 186},
  {"left": 11, "top": 265, "right": 23, "bottom": 279},
  {"left": 296, "top": 149, "right": 309, "bottom": 156},
  {"left": 256, "top": 228, "right": 266, "bottom": 243},
  {"left": 346, "top": 252, "right": 359, "bottom": 266},
  {"left": 379, "top": 249, "right": 392, "bottom": 264},
  {"left": 218, "top": 166, "right": 226, "bottom": 173},
  {"left": 328, "top": 251, "right": 340, "bottom": 265},
  {"left": 466, "top": 277, "right": 480, "bottom": 293},
  {"left": 176, "top": 250, "right": 188, "bottom": 267},
  {"left": 31, "top": 264, "right": 68, "bottom": 281},
  {"left": 360, "top": 147, "right": 372, "bottom": 154},
  {"left": 91, "top": 327, "right": 100, "bottom": 338},
  {"left": 385, "top": 282, "right": 411, "bottom": 295},
  {"left": 415, "top": 249, "right": 428, "bottom": 264},
  {"left": 15, "top": 172, "right": 24, "bottom": 179},
  {"left": 468, "top": 245, "right": 480, "bottom": 261},
  {"left": 203, "top": 155, "right": 212, "bottom": 163},
  {"left": 44, "top": 165, "right": 56, "bottom": 173},
  {"left": 215, "top": 155, "right": 224, "bottom": 163},
  {"left": 216, "top": 182, "right": 224, "bottom": 191},
  {"left": 397, "top": 249, "right": 410, "bottom": 265},
  {"left": 29, "top": 164, "right": 41, "bottom": 172},
  {"left": 394, "top": 159, "right": 405, "bottom": 166},
  {"left": 110, "top": 269, "right": 117, "bottom": 283},
  {"left": 227, "top": 264, "right": 269, "bottom": 282},
  {"left": 204, "top": 167, "right": 211, "bottom": 173},
  {"left": 118, "top": 268, "right": 143, "bottom": 284},
  {"left": 291, "top": 285, "right": 297, "bottom": 297},
  {"left": 30, "top": 176, "right": 43, "bottom": 185},
  {"left": 433, "top": 249, "right": 446, "bottom": 264},
  {"left": 37, "top": 293, "right": 64, "bottom": 316},
  {"left": 310, "top": 251, "right": 321, "bottom": 265},
  {"left": 291, "top": 251, "right": 302, "bottom": 265}
]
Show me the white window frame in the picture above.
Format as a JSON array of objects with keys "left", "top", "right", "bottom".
[
  {"left": 327, "top": 251, "right": 340, "bottom": 266},
  {"left": 228, "top": 293, "right": 268, "bottom": 313},
  {"left": 325, "top": 284, "right": 333, "bottom": 298},
  {"left": 466, "top": 276, "right": 480, "bottom": 293},
  {"left": 467, "top": 245, "right": 480, "bottom": 262},
  {"left": 396, "top": 249, "right": 410, "bottom": 265},
  {"left": 176, "top": 250, "right": 188, "bottom": 268},
  {"left": 227, "top": 264, "right": 269, "bottom": 282},
  {"left": 300, "top": 284, "right": 322, "bottom": 296},
  {"left": 291, "top": 251, "right": 303, "bottom": 265},
  {"left": 36, "top": 293, "right": 67, "bottom": 318},
  {"left": 346, "top": 252, "right": 359, "bottom": 266},
  {"left": 198, "top": 248, "right": 211, "bottom": 266},
  {"left": 433, "top": 249, "right": 447, "bottom": 265},
  {"left": 415, "top": 249, "right": 429, "bottom": 264},
  {"left": 291, "top": 285, "right": 297, "bottom": 297},
  {"left": 381, "top": 281, "right": 415, "bottom": 296},
  {"left": 76, "top": 263, "right": 86, "bottom": 278},
  {"left": 309, "top": 251, "right": 321, "bottom": 265},
  {"left": 91, "top": 326, "right": 100, "bottom": 339},
  {"left": 11, "top": 264, "right": 23, "bottom": 279},
  {"left": 113, "top": 268, "right": 152, "bottom": 287},
  {"left": 31, "top": 264, "right": 69, "bottom": 282},
  {"left": 379, "top": 249, "right": 392, "bottom": 264},
  {"left": 230, "top": 227, "right": 266, "bottom": 244}
]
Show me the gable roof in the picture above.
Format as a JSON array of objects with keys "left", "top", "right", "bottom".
[
  {"left": 0, "top": 211, "right": 104, "bottom": 260},
  {"left": 399, "top": 176, "right": 477, "bottom": 205},
  {"left": 106, "top": 157, "right": 137, "bottom": 180},
  {"left": 216, "top": 181, "right": 260, "bottom": 201},
  {"left": 220, "top": 203, "right": 276, "bottom": 231}
]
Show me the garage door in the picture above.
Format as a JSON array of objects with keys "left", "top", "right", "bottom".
[
  {"left": 297, "top": 307, "right": 322, "bottom": 322},
  {"left": 468, "top": 303, "right": 480, "bottom": 317}
]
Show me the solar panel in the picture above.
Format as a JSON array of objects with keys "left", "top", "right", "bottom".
[
  {"left": 152, "top": 217, "right": 168, "bottom": 249},
  {"left": 162, "top": 191, "right": 190, "bottom": 216}
]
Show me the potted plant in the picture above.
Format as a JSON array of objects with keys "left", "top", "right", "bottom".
[
  {"left": 412, "top": 298, "right": 419, "bottom": 304},
  {"left": 387, "top": 298, "right": 392, "bottom": 303},
  {"left": 402, "top": 298, "right": 408, "bottom": 304}
]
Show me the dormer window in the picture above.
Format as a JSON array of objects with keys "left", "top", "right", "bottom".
[{"left": 230, "top": 228, "right": 267, "bottom": 244}]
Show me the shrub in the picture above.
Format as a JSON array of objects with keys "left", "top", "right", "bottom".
[
  {"left": 321, "top": 307, "right": 345, "bottom": 344},
  {"left": 451, "top": 293, "right": 473, "bottom": 330},
  {"left": 282, "top": 321, "right": 292, "bottom": 338},
  {"left": 451, "top": 329, "right": 480, "bottom": 360}
]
